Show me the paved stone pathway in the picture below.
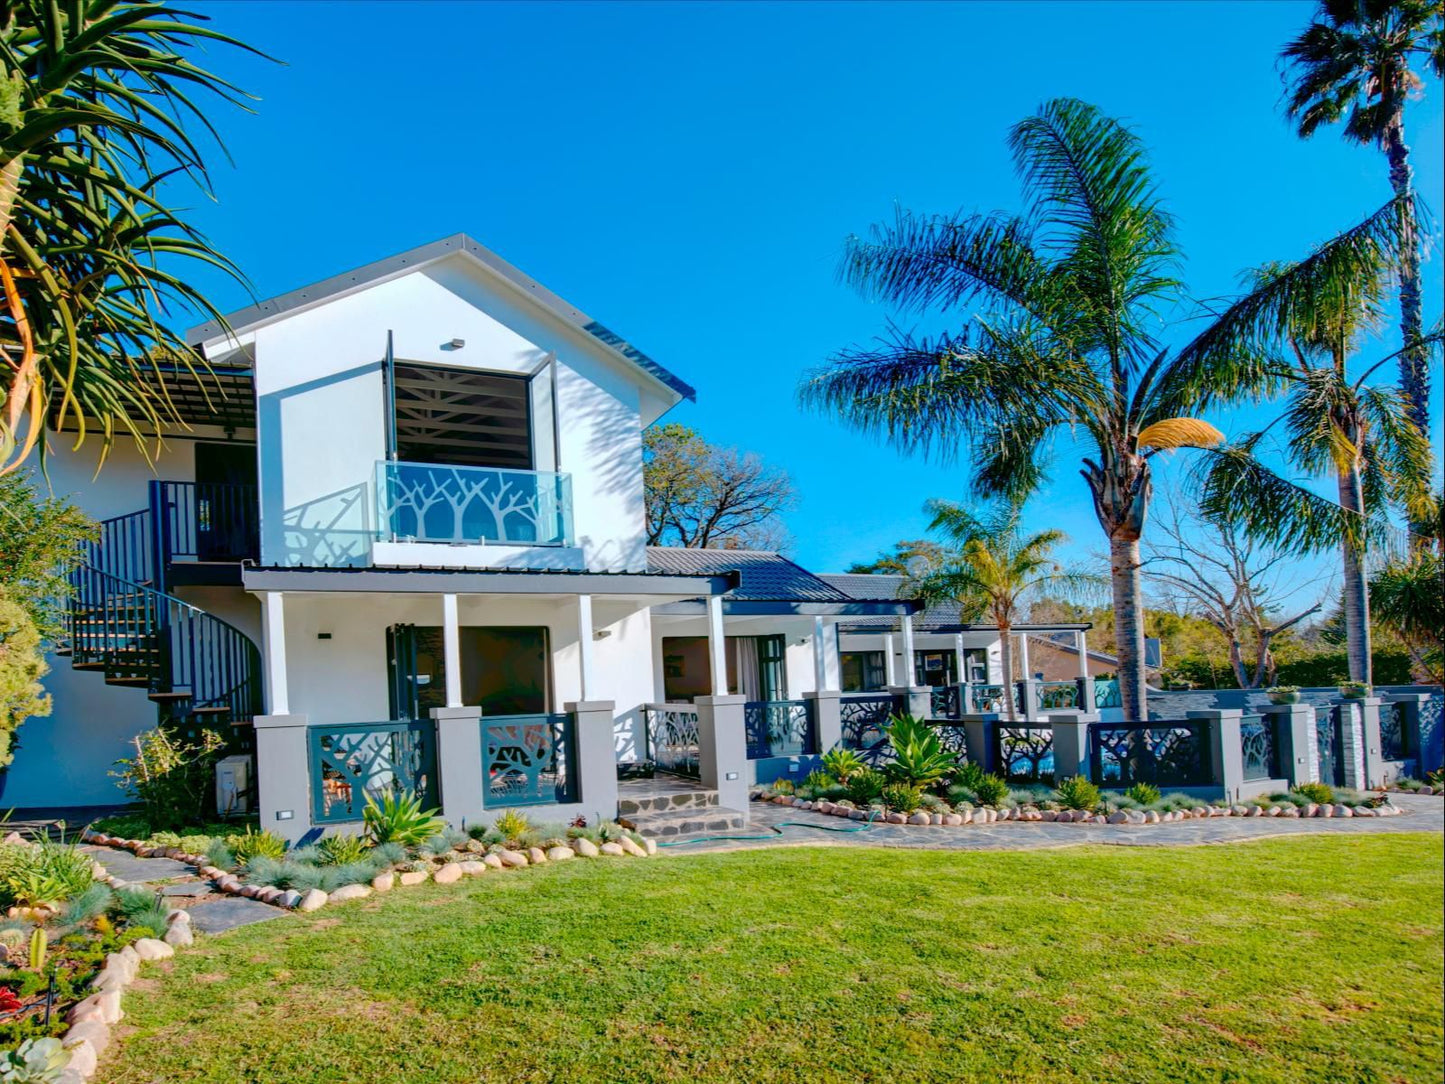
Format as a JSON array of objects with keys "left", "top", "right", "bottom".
[
  {"left": 664, "top": 793, "right": 1444, "bottom": 854},
  {"left": 81, "top": 846, "right": 195, "bottom": 884},
  {"left": 83, "top": 845, "right": 289, "bottom": 933},
  {"left": 183, "top": 897, "right": 288, "bottom": 935}
]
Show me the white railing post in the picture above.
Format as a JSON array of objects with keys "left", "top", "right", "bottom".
[
  {"left": 707, "top": 594, "right": 728, "bottom": 695},
  {"left": 260, "top": 591, "right": 289, "bottom": 716},
  {"left": 442, "top": 593, "right": 462, "bottom": 708}
]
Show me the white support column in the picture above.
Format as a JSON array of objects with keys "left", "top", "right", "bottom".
[
  {"left": 1018, "top": 632, "right": 1032, "bottom": 681},
  {"left": 1074, "top": 630, "right": 1089, "bottom": 679},
  {"left": 576, "top": 594, "right": 596, "bottom": 702},
  {"left": 901, "top": 614, "right": 917, "bottom": 686},
  {"left": 883, "top": 632, "right": 897, "bottom": 686},
  {"left": 442, "top": 593, "right": 462, "bottom": 708},
  {"left": 707, "top": 594, "right": 728, "bottom": 695},
  {"left": 954, "top": 632, "right": 966, "bottom": 682},
  {"left": 812, "top": 615, "right": 827, "bottom": 692},
  {"left": 260, "top": 591, "right": 289, "bottom": 716}
]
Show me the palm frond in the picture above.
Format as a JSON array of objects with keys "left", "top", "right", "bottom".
[{"left": 1136, "top": 417, "right": 1224, "bottom": 451}]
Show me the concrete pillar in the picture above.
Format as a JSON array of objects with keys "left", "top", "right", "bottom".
[
  {"left": 805, "top": 689, "right": 842, "bottom": 753},
  {"left": 576, "top": 594, "right": 596, "bottom": 701},
  {"left": 253, "top": 712, "right": 311, "bottom": 844},
  {"left": 706, "top": 594, "right": 728, "bottom": 695},
  {"left": 1188, "top": 708, "right": 1244, "bottom": 803},
  {"left": 882, "top": 632, "right": 897, "bottom": 686},
  {"left": 441, "top": 593, "right": 462, "bottom": 708},
  {"left": 1017, "top": 632, "right": 1031, "bottom": 680},
  {"left": 1075, "top": 675, "right": 1096, "bottom": 714},
  {"left": 1046, "top": 711, "right": 1095, "bottom": 783},
  {"left": 812, "top": 615, "right": 827, "bottom": 693},
  {"left": 888, "top": 684, "right": 931, "bottom": 720},
  {"left": 1336, "top": 697, "right": 1379, "bottom": 790},
  {"left": 1018, "top": 679, "right": 1042, "bottom": 720},
  {"left": 565, "top": 700, "right": 619, "bottom": 822},
  {"left": 431, "top": 705, "right": 483, "bottom": 829},
  {"left": 695, "top": 694, "right": 748, "bottom": 812},
  {"left": 953, "top": 633, "right": 966, "bottom": 683},
  {"left": 960, "top": 713, "right": 999, "bottom": 773},
  {"left": 259, "top": 592, "right": 289, "bottom": 715},
  {"left": 1261, "top": 703, "right": 1314, "bottom": 787},
  {"left": 900, "top": 614, "right": 917, "bottom": 684},
  {"left": 1074, "top": 630, "right": 1089, "bottom": 678}
]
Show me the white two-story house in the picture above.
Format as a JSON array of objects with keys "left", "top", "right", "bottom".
[{"left": 13, "top": 234, "right": 927, "bottom": 840}]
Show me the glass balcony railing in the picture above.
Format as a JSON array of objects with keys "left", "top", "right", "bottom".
[{"left": 375, "top": 460, "right": 573, "bottom": 548}]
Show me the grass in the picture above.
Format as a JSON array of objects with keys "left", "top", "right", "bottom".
[{"left": 108, "top": 835, "right": 1442, "bottom": 1084}]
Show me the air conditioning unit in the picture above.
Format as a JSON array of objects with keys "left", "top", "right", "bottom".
[{"left": 216, "top": 755, "right": 253, "bottom": 816}]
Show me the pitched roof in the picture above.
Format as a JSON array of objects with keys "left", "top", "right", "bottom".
[
  {"left": 819, "top": 573, "right": 963, "bottom": 628},
  {"left": 646, "top": 547, "right": 852, "bottom": 602},
  {"left": 186, "top": 233, "right": 696, "bottom": 402}
]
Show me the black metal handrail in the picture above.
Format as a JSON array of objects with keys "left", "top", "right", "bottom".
[{"left": 152, "top": 480, "right": 260, "bottom": 571}]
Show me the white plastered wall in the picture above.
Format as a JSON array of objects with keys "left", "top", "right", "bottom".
[
  {"left": 838, "top": 631, "right": 1004, "bottom": 685},
  {"left": 647, "top": 613, "right": 840, "bottom": 704},
  {"left": 249, "top": 255, "right": 654, "bottom": 573}
]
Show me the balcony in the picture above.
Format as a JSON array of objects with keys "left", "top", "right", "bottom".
[{"left": 372, "top": 460, "right": 575, "bottom": 565}]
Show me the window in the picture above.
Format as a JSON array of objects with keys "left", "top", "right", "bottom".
[
  {"left": 392, "top": 362, "right": 532, "bottom": 470},
  {"left": 914, "top": 650, "right": 957, "bottom": 687},
  {"left": 841, "top": 651, "right": 887, "bottom": 692}
]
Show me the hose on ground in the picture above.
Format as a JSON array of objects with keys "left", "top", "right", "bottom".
[{"left": 654, "top": 810, "right": 881, "bottom": 848}]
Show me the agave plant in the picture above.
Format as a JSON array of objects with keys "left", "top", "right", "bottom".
[
  {"left": 882, "top": 714, "right": 958, "bottom": 788},
  {"left": 362, "top": 789, "right": 445, "bottom": 847}
]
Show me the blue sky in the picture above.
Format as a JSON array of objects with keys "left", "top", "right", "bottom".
[{"left": 185, "top": 0, "right": 1443, "bottom": 577}]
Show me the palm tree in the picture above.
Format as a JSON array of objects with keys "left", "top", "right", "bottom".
[
  {"left": 911, "top": 501, "right": 1098, "bottom": 720},
  {"left": 1198, "top": 256, "right": 1438, "bottom": 684},
  {"left": 1280, "top": 0, "right": 1445, "bottom": 435},
  {"left": 800, "top": 98, "right": 1370, "bottom": 719},
  {"left": 0, "top": 2, "right": 263, "bottom": 472},
  {"left": 1369, "top": 550, "right": 1443, "bottom": 682}
]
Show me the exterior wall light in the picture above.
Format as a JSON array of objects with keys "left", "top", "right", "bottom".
[{"left": 449, "top": 338, "right": 465, "bottom": 349}]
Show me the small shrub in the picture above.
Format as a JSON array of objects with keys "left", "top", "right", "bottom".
[
  {"left": 918, "top": 793, "right": 948, "bottom": 812},
  {"left": 802, "top": 769, "right": 835, "bottom": 791},
  {"left": 1124, "top": 782, "right": 1161, "bottom": 805},
  {"left": 971, "top": 773, "right": 1010, "bottom": 808},
  {"left": 370, "top": 842, "right": 406, "bottom": 867},
  {"left": 176, "top": 834, "right": 213, "bottom": 855},
  {"left": 770, "top": 779, "right": 795, "bottom": 796},
  {"left": 243, "top": 855, "right": 287, "bottom": 887},
  {"left": 843, "top": 767, "right": 885, "bottom": 806},
  {"left": 202, "top": 839, "right": 235, "bottom": 871},
  {"left": 954, "top": 762, "right": 988, "bottom": 791},
  {"left": 879, "top": 783, "right": 922, "bottom": 814},
  {"left": 127, "top": 902, "right": 172, "bottom": 938},
  {"left": 362, "top": 789, "right": 445, "bottom": 846},
  {"left": 883, "top": 714, "right": 958, "bottom": 787},
  {"left": 0, "top": 1036, "right": 70, "bottom": 1082},
  {"left": 55, "top": 884, "right": 112, "bottom": 928},
  {"left": 491, "top": 810, "right": 533, "bottom": 844},
  {"left": 1054, "top": 776, "right": 1102, "bottom": 812},
  {"left": 112, "top": 886, "right": 161, "bottom": 921},
  {"left": 1425, "top": 768, "right": 1444, "bottom": 788},
  {"left": 0, "top": 837, "right": 97, "bottom": 909},
  {"left": 315, "top": 834, "right": 371, "bottom": 866},
  {"left": 820, "top": 748, "right": 866, "bottom": 782},
  {"left": 1291, "top": 781, "right": 1335, "bottom": 805},
  {"left": 109, "top": 727, "right": 227, "bottom": 832},
  {"left": 420, "top": 828, "right": 467, "bottom": 856},
  {"left": 226, "top": 827, "right": 287, "bottom": 868}
]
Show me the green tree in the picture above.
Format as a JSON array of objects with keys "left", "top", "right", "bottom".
[
  {"left": 1369, "top": 552, "right": 1443, "bottom": 681},
  {"left": 801, "top": 98, "right": 1301, "bottom": 719},
  {"left": 643, "top": 423, "right": 796, "bottom": 550},
  {"left": 1281, "top": 0, "right": 1445, "bottom": 435},
  {"left": 0, "top": 2, "right": 264, "bottom": 472},
  {"left": 845, "top": 539, "right": 948, "bottom": 575},
  {"left": 0, "top": 585, "right": 47, "bottom": 768},
  {"left": 1198, "top": 246, "right": 1437, "bottom": 684},
  {"left": 0, "top": 472, "right": 94, "bottom": 642},
  {"left": 912, "top": 501, "right": 1099, "bottom": 720}
]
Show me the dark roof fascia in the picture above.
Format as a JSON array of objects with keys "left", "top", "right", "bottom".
[
  {"left": 242, "top": 566, "right": 736, "bottom": 597},
  {"left": 186, "top": 234, "right": 696, "bottom": 402},
  {"left": 836, "top": 620, "right": 1095, "bottom": 634},
  {"left": 651, "top": 598, "right": 925, "bottom": 617}
]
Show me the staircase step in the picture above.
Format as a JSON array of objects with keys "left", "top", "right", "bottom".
[
  {"left": 619, "top": 805, "right": 748, "bottom": 839},
  {"left": 617, "top": 787, "right": 719, "bottom": 816}
]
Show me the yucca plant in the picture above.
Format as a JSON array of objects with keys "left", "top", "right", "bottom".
[
  {"left": 0, "top": 2, "right": 267, "bottom": 472},
  {"left": 820, "top": 747, "right": 865, "bottom": 782}
]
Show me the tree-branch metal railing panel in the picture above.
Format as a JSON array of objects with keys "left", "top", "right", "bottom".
[
  {"left": 840, "top": 694, "right": 896, "bottom": 765},
  {"left": 994, "top": 724, "right": 1055, "bottom": 784},
  {"left": 309, "top": 719, "right": 438, "bottom": 823},
  {"left": 376, "top": 460, "right": 573, "bottom": 547},
  {"left": 482, "top": 714, "right": 577, "bottom": 807},
  {"left": 930, "top": 685, "right": 961, "bottom": 720},
  {"left": 1093, "top": 679, "right": 1122, "bottom": 709},
  {"left": 643, "top": 703, "right": 701, "bottom": 780},
  {"left": 1088, "top": 721, "right": 1208, "bottom": 788},
  {"left": 1379, "top": 702, "right": 1408, "bottom": 762},
  {"left": 1315, "top": 705, "right": 1342, "bottom": 786},
  {"left": 969, "top": 684, "right": 1017, "bottom": 714},
  {"left": 744, "top": 700, "right": 816, "bottom": 759},
  {"left": 1239, "top": 714, "right": 1279, "bottom": 781},
  {"left": 1038, "top": 681, "right": 1080, "bottom": 710}
]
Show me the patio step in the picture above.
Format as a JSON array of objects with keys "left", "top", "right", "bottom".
[
  {"left": 620, "top": 804, "right": 749, "bottom": 840},
  {"left": 617, "top": 787, "right": 719, "bottom": 817}
]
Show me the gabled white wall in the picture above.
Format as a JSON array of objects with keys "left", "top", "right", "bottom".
[{"left": 249, "top": 254, "right": 654, "bottom": 573}]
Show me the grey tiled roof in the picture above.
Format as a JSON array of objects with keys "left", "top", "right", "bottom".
[
  {"left": 646, "top": 548, "right": 851, "bottom": 602},
  {"left": 819, "top": 573, "right": 961, "bottom": 629}
]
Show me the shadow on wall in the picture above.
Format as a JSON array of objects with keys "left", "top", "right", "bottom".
[
  {"left": 281, "top": 484, "right": 373, "bottom": 568},
  {"left": 577, "top": 371, "right": 646, "bottom": 572},
  {"left": 614, "top": 707, "right": 644, "bottom": 765}
]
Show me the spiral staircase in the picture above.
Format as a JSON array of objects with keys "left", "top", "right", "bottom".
[{"left": 57, "top": 482, "right": 263, "bottom": 752}]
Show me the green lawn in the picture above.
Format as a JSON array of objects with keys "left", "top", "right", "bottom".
[{"left": 108, "top": 836, "right": 1443, "bottom": 1084}]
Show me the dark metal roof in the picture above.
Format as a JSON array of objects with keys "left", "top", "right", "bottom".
[
  {"left": 820, "top": 573, "right": 1091, "bottom": 634},
  {"left": 186, "top": 234, "right": 696, "bottom": 402},
  {"left": 647, "top": 548, "right": 853, "bottom": 603}
]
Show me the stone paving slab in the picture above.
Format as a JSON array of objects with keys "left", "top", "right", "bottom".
[
  {"left": 671, "top": 793, "right": 1444, "bottom": 854},
  {"left": 159, "top": 881, "right": 213, "bottom": 897},
  {"left": 81, "top": 846, "right": 195, "bottom": 883},
  {"left": 183, "top": 896, "right": 287, "bottom": 935}
]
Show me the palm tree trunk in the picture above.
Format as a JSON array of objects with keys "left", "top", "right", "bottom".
[
  {"left": 997, "top": 619, "right": 1017, "bottom": 722},
  {"left": 1111, "top": 535, "right": 1147, "bottom": 719},
  {"left": 1383, "top": 120, "right": 1427, "bottom": 436},
  {"left": 1337, "top": 466, "right": 1372, "bottom": 684}
]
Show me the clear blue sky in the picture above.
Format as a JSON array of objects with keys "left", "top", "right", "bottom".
[{"left": 185, "top": 0, "right": 1443, "bottom": 576}]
